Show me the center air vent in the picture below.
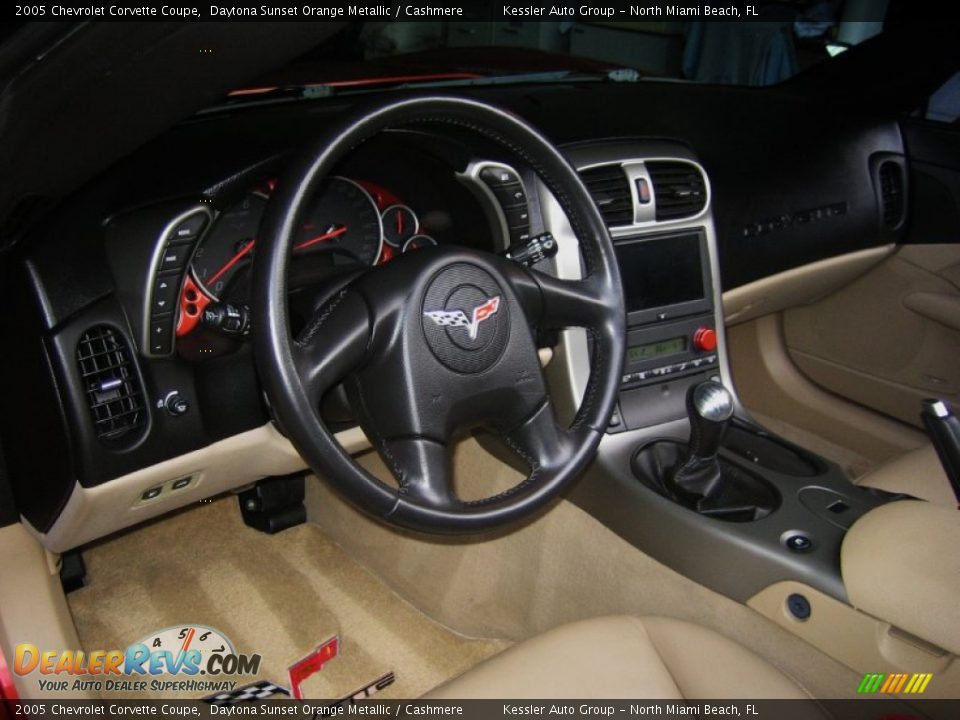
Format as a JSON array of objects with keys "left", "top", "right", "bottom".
[
  {"left": 579, "top": 165, "right": 634, "bottom": 227},
  {"left": 878, "top": 160, "right": 905, "bottom": 229},
  {"left": 647, "top": 161, "right": 707, "bottom": 221},
  {"left": 76, "top": 326, "right": 147, "bottom": 445}
]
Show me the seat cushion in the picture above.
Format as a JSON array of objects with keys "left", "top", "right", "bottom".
[
  {"left": 425, "top": 616, "right": 809, "bottom": 699},
  {"left": 856, "top": 443, "right": 955, "bottom": 507}
]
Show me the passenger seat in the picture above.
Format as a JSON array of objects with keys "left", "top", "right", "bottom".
[{"left": 855, "top": 442, "right": 956, "bottom": 507}]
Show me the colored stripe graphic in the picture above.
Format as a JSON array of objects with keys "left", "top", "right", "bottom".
[
  {"left": 858, "top": 672, "right": 933, "bottom": 694},
  {"left": 857, "top": 673, "right": 884, "bottom": 693}
]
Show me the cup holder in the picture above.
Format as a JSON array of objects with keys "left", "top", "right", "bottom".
[{"left": 722, "top": 421, "right": 827, "bottom": 477}]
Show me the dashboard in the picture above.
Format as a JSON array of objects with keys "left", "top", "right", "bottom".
[{"left": 0, "top": 80, "right": 906, "bottom": 552}]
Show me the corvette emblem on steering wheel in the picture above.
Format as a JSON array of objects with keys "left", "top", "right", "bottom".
[{"left": 424, "top": 296, "right": 501, "bottom": 340}]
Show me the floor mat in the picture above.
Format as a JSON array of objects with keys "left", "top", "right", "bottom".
[{"left": 67, "top": 497, "right": 509, "bottom": 701}]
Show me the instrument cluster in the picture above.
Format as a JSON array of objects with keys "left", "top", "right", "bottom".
[{"left": 177, "top": 177, "right": 439, "bottom": 339}]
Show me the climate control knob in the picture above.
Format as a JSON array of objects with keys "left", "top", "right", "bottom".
[{"left": 692, "top": 327, "right": 717, "bottom": 353}]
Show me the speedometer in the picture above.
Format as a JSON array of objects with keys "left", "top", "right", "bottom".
[{"left": 189, "top": 177, "right": 383, "bottom": 300}]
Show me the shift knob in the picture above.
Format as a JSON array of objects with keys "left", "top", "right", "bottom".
[
  {"left": 665, "top": 381, "right": 735, "bottom": 505},
  {"left": 686, "top": 381, "right": 734, "bottom": 460}
]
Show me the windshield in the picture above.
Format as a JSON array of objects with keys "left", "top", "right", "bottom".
[{"left": 236, "top": 14, "right": 884, "bottom": 95}]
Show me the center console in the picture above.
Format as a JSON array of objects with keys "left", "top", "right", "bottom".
[
  {"left": 540, "top": 140, "right": 906, "bottom": 606},
  {"left": 611, "top": 229, "right": 719, "bottom": 431}
]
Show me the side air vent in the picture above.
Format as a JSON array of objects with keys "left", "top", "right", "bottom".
[
  {"left": 579, "top": 165, "right": 634, "bottom": 227},
  {"left": 647, "top": 161, "right": 708, "bottom": 221},
  {"left": 878, "top": 160, "right": 905, "bottom": 229},
  {"left": 76, "top": 326, "right": 147, "bottom": 445}
]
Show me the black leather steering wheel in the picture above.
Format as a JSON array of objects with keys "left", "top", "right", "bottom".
[{"left": 251, "top": 96, "right": 625, "bottom": 534}]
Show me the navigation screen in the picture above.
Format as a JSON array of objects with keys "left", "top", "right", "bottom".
[{"left": 615, "top": 234, "right": 705, "bottom": 313}]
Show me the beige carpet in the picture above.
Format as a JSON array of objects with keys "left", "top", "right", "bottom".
[
  {"left": 66, "top": 497, "right": 508, "bottom": 700},
  {"left": 307, "top": 438, "right": 866, "bottom": 700}
]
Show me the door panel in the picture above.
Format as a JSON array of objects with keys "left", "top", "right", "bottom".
[
  {"left": 783, "top": 244, "right": 960, "bottom": 428},
  {"left": 782, "top": 117, "right": 960, "bottom": 428}
]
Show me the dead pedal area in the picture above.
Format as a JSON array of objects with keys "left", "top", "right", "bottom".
[{"left": 66, "top": 497, "right": 508, "bottom": 700}]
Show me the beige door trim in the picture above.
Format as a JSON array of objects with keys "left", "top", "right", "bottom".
[{"left": 723, "top": 245, "right": 896, "bottom": 326}]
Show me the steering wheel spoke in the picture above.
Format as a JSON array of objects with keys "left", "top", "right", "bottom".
[
  {"left": 292, "top": 289, "right": 370, "bottom": 403},
  {"left": 500, "top": 397, "right": 580, "bottom": 476},
  {"left": 381, "top": 437, "right": 458, "bottom": 511},
  {"left": 528, "top": 271, "right": 611, "bottom": 330}
]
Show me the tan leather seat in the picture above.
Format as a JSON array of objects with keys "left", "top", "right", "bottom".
[
  {"left": 426, "top": 616, "right": 810, "bottom": 699},
  {"left": 856, "top": 443, "right": 956, "bottom": 507}
]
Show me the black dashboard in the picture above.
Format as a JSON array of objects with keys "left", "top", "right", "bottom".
[{"left": 0, "top": 79, "right": 905, "bottom": 536}]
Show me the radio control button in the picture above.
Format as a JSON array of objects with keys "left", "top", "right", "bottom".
[{"left": 693, "top": 327, "right": 718, "bottom": 353}]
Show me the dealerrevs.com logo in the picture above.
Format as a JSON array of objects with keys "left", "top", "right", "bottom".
[{"left": 14, "top": 625, "right": 260, "bottom": 695}]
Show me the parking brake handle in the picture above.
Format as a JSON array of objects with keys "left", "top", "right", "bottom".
[{"left": 921, "top": 399, "right": 960, "bottom": 508}]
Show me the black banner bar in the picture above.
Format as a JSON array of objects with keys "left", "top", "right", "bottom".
[{"left": 7, "top": 1, "right": 906, "bottom": 23}]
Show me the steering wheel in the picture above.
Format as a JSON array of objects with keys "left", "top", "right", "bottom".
[{"left": 251, "top": 96, "right": 625, "bottom": 534}]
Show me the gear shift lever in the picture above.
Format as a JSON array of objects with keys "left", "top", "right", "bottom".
[{"left": 667, "top": 381, "right": 735, "bottom": 504}]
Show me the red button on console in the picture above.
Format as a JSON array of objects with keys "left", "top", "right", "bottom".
[{"left": 693, "top": 327, "right": 717, "bottom": 353}]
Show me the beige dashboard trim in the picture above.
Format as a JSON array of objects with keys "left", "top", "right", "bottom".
[
  {"left": 723, "top": 245, "right": 895, "bottom": 326},
  {"left": 27, "top": 423, "right": 371, "bottom": 554},
  {"left": 25, "top": 348, "right": 555, "bottom": 554}
]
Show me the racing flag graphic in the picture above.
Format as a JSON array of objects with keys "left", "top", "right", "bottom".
[
  {"left": 857, "top": 672, "right": 933, "bottom": 694},
  {"left": 204, "top": 680, "right": 290, "bottom": 705},
  {"left": 424, "top": 296, "right": 500, "bottom": 340}
]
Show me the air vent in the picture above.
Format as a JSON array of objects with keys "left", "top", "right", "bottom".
[
  {"left": 579, "top": 165, "right": 634, "bottom": 227},
  {"left": 647, "top": 161, "right": 707, "bottom": 221},
  {"left": 878, "top": 161, "right": 905, "bottom": 229},
  {"left": 76, "top": 326, "right": 147, "bottom": 445}
]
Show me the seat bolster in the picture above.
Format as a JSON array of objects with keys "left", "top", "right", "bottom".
[
  {"left": 856, "top": 443, "right": 955, "bottom": 507},
  {"left": 640, "top": 616, "right": 809, "bottom": 699},
  {"left": 425, "top": 616, "right": 683, "bottom": 699},
  {"left": 425, "top": 616, "right": 810, "bottom": 700}
]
